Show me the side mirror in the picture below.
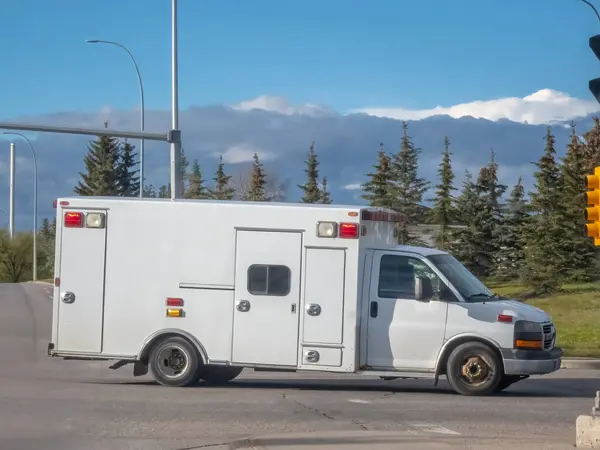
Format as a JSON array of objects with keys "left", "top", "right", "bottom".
[{"left": 415, "top": 276, "right": 433, "bottom": 301}]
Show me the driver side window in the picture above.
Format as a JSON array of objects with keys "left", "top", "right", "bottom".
[{"left": 377, "top": 254, "right": 456, "bottom": 302}]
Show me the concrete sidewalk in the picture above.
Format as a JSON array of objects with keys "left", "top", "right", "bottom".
[{"left": 224, "top": 431, "right": 574, "bottom": 449}]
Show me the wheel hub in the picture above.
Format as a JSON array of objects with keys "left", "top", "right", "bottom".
[
  {"left": 461, "top": 356, "right": 489, "bottom": 384},
  {"left": 167, "top": 352, "right": 186, "bottom": 371}
]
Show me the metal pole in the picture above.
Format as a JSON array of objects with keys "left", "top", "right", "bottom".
[
  {"left": 8, "top": 143, "right": 15, "bottom": 239},
  {"left": 171, "top": 0, "right": 182, "bottom": 200},
  {"left": 86, "top": 40, "right": 145, "bottom": 197},
  {"left": 2, "top": 133, "right": 38, "bottom": 281},
  {"left": 0, "top": 122, "right": 167, "bottom": 141}
]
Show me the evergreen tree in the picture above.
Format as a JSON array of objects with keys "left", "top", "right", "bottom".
[
  {"left": 242, "top": 153, "right": 268, "bottom": 201},
  {"left": 522, "top": 127, "right": 564, "bottom": 294},
  {"left": 558, "top": 123, "right": 598, "bottom": 281},
  {"left": 495, "top": 177, "right": 529, "bottom": 281},
  {"left": 39, "top": 218, "right": 53, "bottom": 240},
  {"left": 116, "top": 140, "right": 140, "bottom": 197},
  {"left": 180, "top": 147, "right": 190, "bottom": 196},
  {"left": 185, "top": 159, "right": 208, "bottom": 199},
  {"left": 471, "top": 150, "right": 507, "bottom": 276},
  {"left": 158, "top": 185, "right": 170, "bottom": 198},
  {"left": 427, "top": 136, "right": 457, "bottom": 249},
  {"left": 447, "top": 171, "right": 480, "bottom": 272},
  {"left": 209, "top": 155, "right": 235, "bottom": 200},
  {"left": 320, "top": 177, "right": 332, "bottom": 204},
  {"left": 143, "top": 184, "right": 157, "bottom": 198},
  {"left": 582, "top": 117, "right": 600, "bottom": 173},
  {"left": 298, "top": 141, "right": 322, "bottom": 203},
  {"left": 390, "top": 122, "right": 430, "bottom": 245},
  {"left": 74, "top": 136, "right": 121, "bottom": 196},
  {"left": 362, "top": 142, "right": 394, "bottom": 209}
]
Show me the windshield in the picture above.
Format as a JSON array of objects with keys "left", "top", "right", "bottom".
[{"left": 426, "top": 254, "right": 496, "bottom": 302}]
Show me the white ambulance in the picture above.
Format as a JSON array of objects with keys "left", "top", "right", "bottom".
[{"left": 47, "top": 197, "right": 562, "bottom": 396}]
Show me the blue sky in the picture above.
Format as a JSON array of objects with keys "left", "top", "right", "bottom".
[{"left": 1, "top": 0, "right": 599, "bottom": 118}]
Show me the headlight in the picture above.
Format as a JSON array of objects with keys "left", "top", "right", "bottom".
[{"left": 514, "top": 320, "right": 543, "bottom": 350}]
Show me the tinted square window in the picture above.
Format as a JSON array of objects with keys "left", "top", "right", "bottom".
[{"left": 247, "top": 264, "right": 291, "bottom": 296}]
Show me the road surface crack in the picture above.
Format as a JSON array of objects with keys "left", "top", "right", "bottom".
[{"left": 281, "top": 393, "right": 369, "bottom": 430}]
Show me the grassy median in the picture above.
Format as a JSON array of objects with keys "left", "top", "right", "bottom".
[{"left": 487, "top": 281, "right": 600, "bottom": 358}]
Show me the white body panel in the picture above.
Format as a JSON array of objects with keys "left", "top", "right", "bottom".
[{"left": 49, "top": 196, "right": 560, "bottom": 385}]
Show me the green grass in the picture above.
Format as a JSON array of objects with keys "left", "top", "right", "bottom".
[{"left": 488, "top": 281, "right": 600, "bottom": 358}]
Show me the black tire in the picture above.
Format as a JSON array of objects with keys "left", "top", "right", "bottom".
[
  {"left": 445, "top": 341, "right": 503, "bottom": 396},
  {"left": 199, "top": 366, "right": 243, "bottom": 385},
  {"left": 149, "top": 336, "right": 202, "bottom": 387}
]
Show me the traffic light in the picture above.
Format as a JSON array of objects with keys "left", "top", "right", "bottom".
[
  {"left": 590, "top": 35, "right": 600, "bottom": 103},
  {"left": 585, "top": 166, "right": 600, "bottom": 246}
]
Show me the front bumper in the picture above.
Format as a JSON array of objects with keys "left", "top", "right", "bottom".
[{"left": 501, "top": 346, "right": 563, "bottom": 375}]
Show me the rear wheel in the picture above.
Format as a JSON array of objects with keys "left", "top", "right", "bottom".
[
  {"left": 149, "top": 336, "right": 202, "bottom": 387},
  {"left": 446, "top": 341, "right": 503, "bottom": 396},
  {"left": 199, "top": 366, "right": 243, "bottom": 385}
]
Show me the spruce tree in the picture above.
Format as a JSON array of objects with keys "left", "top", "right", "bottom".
[
  {"left": 242, "top": 153, "right": 268, "bottom": 201},
  {"left": 158, "top": 185, "right": 170, "bottom": 198},
  {"left": 143, "top": 184, "right": 157, "bottom": 198},
  {"left": 495, "top": 178, "right": 528, "bottom": 281},
  {"left": 185, "top": 159, "right": 208, "bottom": 199},
  {"left": 39, "top": 218, "right": 53, "bottom": 240},
  {"left": 209, "top": 155, "right": 235, "bottom": 200},
  {"left": 390, "top": 122, "right": 430, "bottom": 245},
  {"left": 320, "top": 177, "right": 332, "bottom": 204},
  {"left": 582, "top": 117, "right": 600, "bottom": 173},
  {"left": 558, "top": 123, "right": 598, "bottom": 281},
  {"left": 447, "top": 171, "right": 480, "bottom": 272},
  {"left": 298, "top": 142, "right": 321, "bottom": 203},
  {"left": 362, "top": 142, "right": 394, "bottom": 209},
  {"left": 116, "top": 140, "right": 140, "bottom": 197},
  {"left": 74, "top": 136, "right": 121, "bottom": 196},
  {"left": 472, "top": 150, "right": 507, "bottom": 276},
  {"left": 427, "top": 136, "right": 457, "bottom": 249},
  {"left": 522, "top": 127, "right": 564, "bottom": 294}
]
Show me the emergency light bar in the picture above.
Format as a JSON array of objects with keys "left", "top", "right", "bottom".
[{"left": 361, "top": 210, "right": 402, "bottom": 223}]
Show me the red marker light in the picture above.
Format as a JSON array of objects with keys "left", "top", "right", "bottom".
[
  {"left": 166, "top": 297, "right": 184, "bottom": 307},
  {"left": 339, "top": 222, "right": 359, "bottom": 239},
  {"left": 497, "top": 314, "right": 513, "bottom": 323}
]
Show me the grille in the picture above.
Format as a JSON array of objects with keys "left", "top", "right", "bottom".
[{"left": 542, "top": 323, "right": 555, "bottom": 350}]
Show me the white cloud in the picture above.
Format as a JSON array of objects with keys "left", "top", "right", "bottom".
[
  {"left": 215, "top": 143, "right": 278, "bottom": 164},
  {"left": 231, "top": 95, "right": 337, "bottom": 118},
  {"left": 350, "top": 89, "right": 600, "bottom": 125},
  {"left": 343, "top": 183, "right": 362, "bottom": 190}
]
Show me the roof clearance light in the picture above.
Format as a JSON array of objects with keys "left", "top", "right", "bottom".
[
  {"left": 64, "top": 212, "right": 83, "bottom": 228},
  {"left": 85, "top": 212, "right": 106, "bottom": 229},
  {"left": 339, "top": 222, "right": 359, "bottom": 239},
  {"left": 316, "top": 221, "right": 338, "bottom": 238}
]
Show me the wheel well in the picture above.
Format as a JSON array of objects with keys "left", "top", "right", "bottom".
[
  {"left": 435, "top": 336, "right": 504, "bottom": 376},
  {"left": 138, "top": 331, "right": 207, "bottom": 365}
]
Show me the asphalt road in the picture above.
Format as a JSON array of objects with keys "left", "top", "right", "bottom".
[{"left": 0, "top": 282, "right": 597, "bottom": 450}]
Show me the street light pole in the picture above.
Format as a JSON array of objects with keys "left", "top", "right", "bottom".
[
  {"left": 171, "top": 0, "right": 182, "bottom": 199},
  {"left": 86, "top": 39, "right": 145, "bottom": 198},
  {"left": 3, "top": 132, "right": 38, "bottom": 281},
  {"left": 8, "top": 143, "right": 15, "bottom": 240}
]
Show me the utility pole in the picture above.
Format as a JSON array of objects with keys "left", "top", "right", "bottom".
[{"left": 8, "top": 143, "right": 15, "bottom": 239}]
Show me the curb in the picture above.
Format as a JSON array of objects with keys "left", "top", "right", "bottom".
[
  {"left": 562, "top": 358, "right": 600, "bottom": 370},
  {"left": 29, "top": 281, "right": 53, "bottom": 286}
]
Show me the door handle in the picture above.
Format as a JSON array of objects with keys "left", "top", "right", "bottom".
[
  {"left": 370, "top": 301, "right": 378, "bottom": 318},
  {"left": 61, "top": 291, "right": 75, "bottom": 304},
  {"left": 236, "top": 300, "right": 250, "bottom": 312},
  {"left": 306, "top": 304, "right": 321, "bottom": 316}
]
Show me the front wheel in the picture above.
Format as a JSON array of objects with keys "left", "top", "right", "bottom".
[{"left": 445, "top": 342, "right": 503, "bottom": 396}]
